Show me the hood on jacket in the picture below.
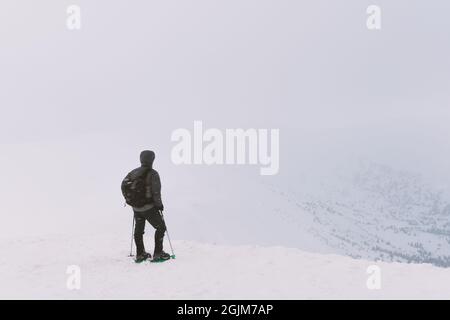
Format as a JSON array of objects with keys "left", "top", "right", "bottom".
[{"left": 140, "top": 150, "right": 155, "bottom": 168}]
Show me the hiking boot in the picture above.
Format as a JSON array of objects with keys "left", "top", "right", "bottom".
[
  {"left": 152, "top": 251, "right": 171, "bottom": 261},
  {"left": 135, "top": 252, "right": 151, "bottom": 263}
]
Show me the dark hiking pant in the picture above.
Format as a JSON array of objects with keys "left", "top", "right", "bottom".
[{"left": 133, "top": 207, "right": 166, "bottom": 256}]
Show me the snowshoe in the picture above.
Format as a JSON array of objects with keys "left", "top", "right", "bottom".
[
  {"left": 151, "top": 251, "right": 172, "bottom": 263},
  {"left": 135, "top": 252, "right": 151, "bottom": 263}
]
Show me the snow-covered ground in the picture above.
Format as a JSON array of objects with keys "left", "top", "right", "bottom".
[{"left": 1, "top": 233, "right": 449, "bottom": 299}]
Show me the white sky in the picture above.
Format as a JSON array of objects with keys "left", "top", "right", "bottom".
[{"left": 0, "top": 1, "right": 449, "bottom": 239}]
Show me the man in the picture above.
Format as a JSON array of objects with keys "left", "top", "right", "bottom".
[{"left": 123, "top": 150, "right": 171, "bottom": 263}]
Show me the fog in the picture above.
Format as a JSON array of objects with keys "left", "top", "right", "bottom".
[{"left": 1, "top": 1, "right": 449, "bottom": 244}]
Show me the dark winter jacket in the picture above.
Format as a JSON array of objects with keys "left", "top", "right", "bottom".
[{"left": 133, "top": 151, "right": 163, "bottom": 212}]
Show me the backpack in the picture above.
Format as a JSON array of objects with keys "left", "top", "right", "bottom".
[{"left": 121, "top": 168, "right": 150, "bottom": 207}]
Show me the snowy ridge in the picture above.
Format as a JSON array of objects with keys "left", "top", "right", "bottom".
[
  {"left": 0, "top": 234, "right": 449, "bottom": 299},
  {"left": 269, "top": 162, "right": 450, "bottom": 267}
]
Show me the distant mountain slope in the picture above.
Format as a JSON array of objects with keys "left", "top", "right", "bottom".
[{"left": 268, "top": 162, "right": 450, "bottom": 267}]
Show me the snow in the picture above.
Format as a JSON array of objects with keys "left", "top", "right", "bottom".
[{"left": 1, "top": 233, "right": 449, "bottom": 299}]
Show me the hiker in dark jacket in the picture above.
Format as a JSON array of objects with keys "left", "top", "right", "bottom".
[{"left": 132, "top": 150, "right": 170, "bottom": 262}]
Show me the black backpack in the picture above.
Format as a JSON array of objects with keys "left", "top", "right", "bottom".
[{"left": 121, "top": 168, "right": 150, "bottom": 207}]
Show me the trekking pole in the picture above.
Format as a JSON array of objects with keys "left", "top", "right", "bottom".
[
  {"left": 160, "top": 211, "right": 176, "bottom": 259},
  {"left": 129, "top": 215, "right": 135, "bottom": 257}
]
